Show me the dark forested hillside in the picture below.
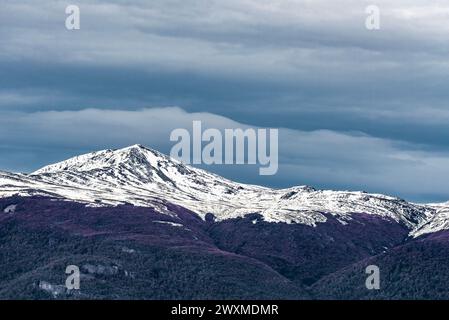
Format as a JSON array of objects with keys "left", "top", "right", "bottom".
[{"left": 1, "top": 196, "right": 447, "bottom": 300}]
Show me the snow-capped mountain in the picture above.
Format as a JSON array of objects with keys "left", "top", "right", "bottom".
[
  {"left": 0, "top": 144, "right": 442, "bottom": 232},
  {"left": 3, "top": 145, "right": 449, "bottom": 300}
]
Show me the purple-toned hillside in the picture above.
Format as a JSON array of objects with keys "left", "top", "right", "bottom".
[
  {"left": 0, "top": 197, "right": 307, "bottom": 299},
  {"left": 1, "top": 195, "right": 447, "bottom": 299}
]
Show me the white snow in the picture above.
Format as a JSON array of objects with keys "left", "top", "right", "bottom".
[
  {"left": 0, "top": 144, "right": 445, "bottom": 235},
  {"left": 153, "top": 220, "right": 184, "bottom": 228},
  {"left": 411, "top": 203, "right": 449, "bottom": 237},
  {"left": 3, "top": 204, "right": 17, "bottom": 213}
]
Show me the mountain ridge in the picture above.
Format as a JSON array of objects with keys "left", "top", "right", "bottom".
[{"left": 0, "top": 144, "right": 446, "bottom": 236}]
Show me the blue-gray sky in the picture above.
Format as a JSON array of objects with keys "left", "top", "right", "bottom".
[{"left": 1, "top": 0, "right": 449, "bottom": 202}]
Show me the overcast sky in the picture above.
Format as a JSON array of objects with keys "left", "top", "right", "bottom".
[{"left": 1, "top": 0, "right": 449, "bottom": 202}]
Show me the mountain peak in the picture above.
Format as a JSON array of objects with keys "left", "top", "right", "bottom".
[
  {"left": 122, "top": 144, "right": 153, "bottom": 153},
  {"left": 32, "top": 144, "right": 171, "bottom": 175}
]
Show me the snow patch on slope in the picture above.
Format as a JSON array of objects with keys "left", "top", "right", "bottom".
[
  {"left": 411, "top": 202, "right": 449, "bottom": 237},
  {"left": 3, "top": 204, "right": 17, "bottom": 214}
]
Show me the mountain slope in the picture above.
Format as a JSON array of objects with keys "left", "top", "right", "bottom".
[
  {"left": 0, "top": 196, "right": 308, "bottom": 299},
  {"left": 311, "top": 229, "right": 449, "bottom": 299},
  {"left": 412, "top": 202, "right": 449, "bottom": 237}
]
